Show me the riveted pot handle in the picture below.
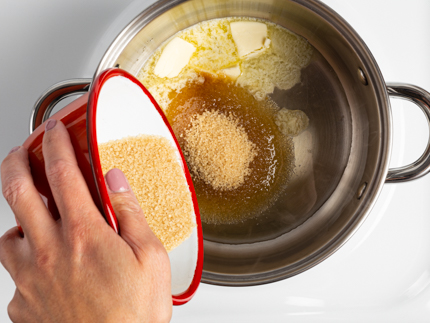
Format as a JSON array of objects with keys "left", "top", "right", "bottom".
[
  {"left": 386, "top": 83, "right": 430, "bottom": 183},
  {"left": 30, "top": 79, "right": 92, "bottom": 134}
]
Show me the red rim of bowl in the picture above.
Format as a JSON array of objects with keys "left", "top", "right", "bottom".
[{"left": 87, "top": 68, "right": 204, "bottom": 305}]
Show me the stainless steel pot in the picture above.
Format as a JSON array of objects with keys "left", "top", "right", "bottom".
[{"left": 31, "top": 0, "right": 430, "bottom": 286}]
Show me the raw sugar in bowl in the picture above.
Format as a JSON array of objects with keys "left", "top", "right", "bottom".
[
  {"left": 29, "top": 0, "right": 430, "bottom": 287},
  {"left": 24, "top": 68, "right": 204, "bottom": 305}
]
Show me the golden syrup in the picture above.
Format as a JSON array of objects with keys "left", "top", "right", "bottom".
[{"left": 165, "top": 73, "right": 294, "bottom": 224}]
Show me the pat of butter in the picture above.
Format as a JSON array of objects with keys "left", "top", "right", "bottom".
[
  {"left": 220, "top": 65, "right": 241, "bottom": 79},
  {"left": 154, "top": 37, "right": 196, "bottom": 78},
  {"left": 230, "top": 22, "right": 269, "bottom": 58}
]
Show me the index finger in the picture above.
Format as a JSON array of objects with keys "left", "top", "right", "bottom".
[{"left": 42, "top": 119, "right": 99, "bottom": 226}]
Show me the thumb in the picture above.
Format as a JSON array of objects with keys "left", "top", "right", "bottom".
[{"left": 104, "top": 168, "right": 161, "bottom": 257}]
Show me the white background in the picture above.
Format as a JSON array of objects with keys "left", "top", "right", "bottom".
[{"left": 1, "top": 0, "right": 430, "bottom": 322}]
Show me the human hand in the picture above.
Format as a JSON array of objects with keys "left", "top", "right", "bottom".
[{"left": 0, "top": 120, "right": 172, "bottom": 323}]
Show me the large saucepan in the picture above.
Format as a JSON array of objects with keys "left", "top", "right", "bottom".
[{"left": 30, "top": 0, "right": 430, "bottom": 286}]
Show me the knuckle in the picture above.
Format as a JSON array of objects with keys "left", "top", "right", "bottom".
[
  {"left": 33, "top": 246, "right": 54, "bottom": 272},
  {"left": 64, "top": 215, "right": 93, "bottom": 255},
  {"left": 7, "top": 297, "right": 20, "bottom": 322},
  {"left": 0, "top": 232, "right": 10, "bottom": 250},
  {"left": 142, "top": 239, "right": 169, "bottom": 264},
  {"left": 0, "top": 232, "right": 14, "bottom": 265},
  {"left": 1, "top": 151, "right": 24, "bottom": 173},
  {"left": 110, "top": 193, "right": 142, "bottom": 215},
  {"left": 45, "top": 158, "right": 76, "bottom": 187},
  {"left": 2, "top": 173, "right": 31, "bottom": 208}
]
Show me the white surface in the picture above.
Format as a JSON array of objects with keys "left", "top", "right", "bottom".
[
  {"left": 96, "top": 75, "right": 198, "bottom": 295},
  {"left": 0, "top": 0, "right": 430, "bottom": 322}
]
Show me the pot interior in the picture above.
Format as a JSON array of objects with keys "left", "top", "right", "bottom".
[{"left": 96, "top": 0, "right": 390, "bottom": 285}]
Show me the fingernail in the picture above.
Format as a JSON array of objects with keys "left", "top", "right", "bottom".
[
  {"left": 8, "top": 146, "right": 20, "bottom": 155},
  {"left": 105, "top": 168, "right": 130, "bottom": 193},
  {"left": 45, "top": 119, "right": 57, "bottom": 131}
]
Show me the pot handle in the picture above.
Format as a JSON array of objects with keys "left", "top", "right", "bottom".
[
  {"left": 30, "top": 79, "right": 92, "bottom": 134},
  {"left": 386, "top": 83, "right": 430, "bottom": 183}
]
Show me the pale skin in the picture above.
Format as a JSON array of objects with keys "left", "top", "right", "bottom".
[{"left": 0, "top": 120, "right": 172, "bottom": 322}]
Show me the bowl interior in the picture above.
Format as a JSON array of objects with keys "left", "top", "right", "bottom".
[{"left": 88, "top": 68, "right": 203, "bottom": 302}]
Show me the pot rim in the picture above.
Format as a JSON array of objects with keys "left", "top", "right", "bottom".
[{"left": 93, "top": 0, "right": 392, "bottom": 285}]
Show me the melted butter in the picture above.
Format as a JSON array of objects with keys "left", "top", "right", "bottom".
[{"left": 166, "top": 73, "right": 294, "bottom": 224}]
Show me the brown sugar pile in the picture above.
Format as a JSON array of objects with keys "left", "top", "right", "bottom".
[
  {"left": 98, "top": 135, "right": 195, "bottom": 252},
  {"left": 183, "top": 110, "right": 258, "bottom": 190}
]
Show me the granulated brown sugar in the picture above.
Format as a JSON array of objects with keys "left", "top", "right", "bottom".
[
  {"left": 98, "top": 135, "right": 195, "bottom": 252},
  {"left": 183, "top": 110, "right": 257, "bottom": 191}
]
